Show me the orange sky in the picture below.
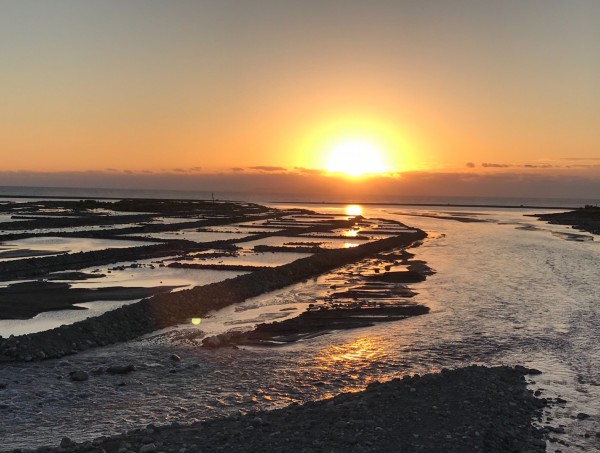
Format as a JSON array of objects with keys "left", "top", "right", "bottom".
[{"left": 1, "top": 1, "right": 599, "bottom": 188}]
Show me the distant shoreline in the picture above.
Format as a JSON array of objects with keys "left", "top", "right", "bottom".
[
  {"left": 274, "top": 201, "right": 572, "bottom": 210},
  {"left": 0, "top": 193, "right": 572, "bottom": 210}
]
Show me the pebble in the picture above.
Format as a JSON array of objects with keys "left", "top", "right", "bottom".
[
  {"left": 139, "top": 443, "right": 157, "bottom": 453},
  {"left": 107, "top": 364, "right": 136, "bottom": 375},
  {"left": 60, "top": 437, "right": 74, "bottom": 448},
  {"left": 69, "top": 371, "right": 89, "bottom": 382}
]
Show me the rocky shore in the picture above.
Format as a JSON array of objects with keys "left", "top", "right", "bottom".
[
  {"left": 25, "top": 365, "right": 547, "bottom": 453},
  {"left": 536, "top": 206, "right": 600, "bottom": 235},
  {"left": 0, "top": 231, "right": 426, "bottom": 362}
]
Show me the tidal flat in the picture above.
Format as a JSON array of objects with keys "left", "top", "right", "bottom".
[{"left": 0, "top": 197, "right": 578, "bottom": 451}]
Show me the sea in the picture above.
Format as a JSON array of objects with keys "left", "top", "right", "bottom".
[{"left": 1, "top": 186, "right": 599, "bottom": 451}]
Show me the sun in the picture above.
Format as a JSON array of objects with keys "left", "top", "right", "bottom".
[{"left": 323, "top": 139, "right": 389, "bottom": 177}]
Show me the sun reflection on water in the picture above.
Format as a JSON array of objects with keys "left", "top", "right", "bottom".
[
  {"left": 316, "top": 337, "right": 384, "bottom": 372},
  {"left": 314, "top": 337, "right": 386, "bottom": 393},
  {"left": 345, "top": 204, "right": 363, "bottom": 216}
]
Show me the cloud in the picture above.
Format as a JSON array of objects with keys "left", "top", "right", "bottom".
[
  {"left": 561, "top": 157, "right": 600, "bottom": 161},
  {"left": 248, "top": 166, "right": 288, "bottom": 172},
  {"left": 482, "top": 163, "right": 513, "bottom": 168},
  {"left": 2, "top": 168, "right": 600, "bottom": 201},
  {"left": 523, "top": 164, "right": 554, "bottom": 169},
  {"left": 466, "top": 162, "right": 476, "bottom": 168},
  {"left": 566, "top": 164, "right": 600, "bottom": 169},
  {"left": 231, "top": 167, "right": 245, "bottom": 172},
  {"left": 294, "top": 167, "right": 325, "bottom": 175}
]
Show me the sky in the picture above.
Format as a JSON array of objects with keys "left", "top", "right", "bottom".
[{"left": 1, "top": 0, "right": 599, "bottom": 199}]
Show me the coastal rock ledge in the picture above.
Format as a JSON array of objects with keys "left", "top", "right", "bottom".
[{"left": 26, "top": 365, "right": 547, "bottom": 453}]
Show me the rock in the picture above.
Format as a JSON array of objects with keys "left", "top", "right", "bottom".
[
  {"left": 514, "top": 365, "right": 542, "bottom": 375},
  {"left": 170, "top": 354, "right": 181, "bottom": 362},
  {"left": 202, "top": 335, "right": 222, "bottom": 348},
  {"left": 139, "top": 443, "right": 157, "bottom": 453},
  {"left": 69, "top": 370, "right": 89, "bottom": 382},
  {"left": 252, "top": 416, "right": 264, "bottom": 426},
  {"left": 60, "top": 437, "right": 74, "bottom": 448},
  {"left": 107, "top": 364, "right": 136, "bottom": 374},
  {"left": 577, "top": 412, "right": 590, "bottom": 420}
]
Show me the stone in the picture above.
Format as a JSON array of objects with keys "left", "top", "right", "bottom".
[
  {"left": 203, "top": 336, "right": 222, "bottom": 348},
  {"left": 170, "top": 354, "right": 181, "bottom": 361},
  {"left": 69, "top": 371, "right": 89, "bottom": 382},
  {"left": 60, "top": 437, "right": 74, "bottom": 448},
  {"left": 577, "top": 412, "right": 590, "bottom": 420},
  {"left": 107, "top": 364, "right": 136, "bottom": 375},
  {"left": 139, "top": 443, "right": 157, "bottom": 453}
]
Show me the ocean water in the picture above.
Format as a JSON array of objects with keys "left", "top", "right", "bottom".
[
  {"left": 1, "top": 200, "right": 599, "bottom": 451},
  {"left": 1, "top": 184, "right": 599, "bottom": 207}
]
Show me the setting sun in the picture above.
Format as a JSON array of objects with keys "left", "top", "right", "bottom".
[{"left": 324, "top": 139, "right": 389, "bottom": 177}]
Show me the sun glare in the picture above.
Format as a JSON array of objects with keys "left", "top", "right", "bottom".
[
  {"left": 324, "top": 139, "right": 388, "bottom": 177},
  {"left": 345, "top": 204, "right": 363, "bottom": 216}
]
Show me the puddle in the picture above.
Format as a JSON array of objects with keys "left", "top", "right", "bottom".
[
  {"left": 0, "top": 237, "right": 158, "bottom": 262},
  {"left": 237, "top": 236, "right": 371, "bottom": 250},
  {"left": 66, "top": 260, "right": 249, "bottom": 289},
  {"left": 124, "top": 230, "right": 253, "bottom": 242},
  {"left": 0, "top": 299, "right": 141, "bottom": 337},
  {"left": 169, "top": 251, "right": 312, "bottom": 267}
]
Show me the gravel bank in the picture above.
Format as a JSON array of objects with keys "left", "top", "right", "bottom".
[{"left": 28, "top": 365, "right": 547, "bottom": 453}]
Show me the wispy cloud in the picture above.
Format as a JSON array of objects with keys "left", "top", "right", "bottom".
[
  {"left": 482, "top": 163, "right": 514, "bottom": 168},
  {"left": 523, "top": 164, "right": 555, "bottom": 168},
  {"left": 561, "top": 157, "right": 600, "bottom": 161},
  {"left": 294, "top": 167, "right": 325, "bottom": 175},
  {"left": 248, "top": 166, "right": 288, "bottom": 172}
]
